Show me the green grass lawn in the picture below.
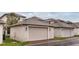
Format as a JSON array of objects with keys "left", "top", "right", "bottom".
[
  {"left": 0, "top": 37, "right": 30, "bottom": 46},
  {"left": 54, "top": 37, "right": 70, "bottom": 40}
]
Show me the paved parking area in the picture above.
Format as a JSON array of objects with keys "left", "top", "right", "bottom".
[{"left": 28, "top": 37, "right": 79, "bottom": 46}]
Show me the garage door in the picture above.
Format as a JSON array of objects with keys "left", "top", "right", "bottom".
[{"left": 29, "top": 27, "right": 48, "bottom": 41}]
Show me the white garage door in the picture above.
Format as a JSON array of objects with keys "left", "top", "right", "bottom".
[{"left": 29, "top": 27, "right": 48, "bottom": 41}]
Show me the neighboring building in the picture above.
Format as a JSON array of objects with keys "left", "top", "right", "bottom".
[
  {"left": 0, "top": 20, "right": 5, "bottom": 44},
  {"left": 10, "top": 17, "right": 76, "bottom": 42},
  {"left": 66, "top": 21, "right": 76, "bottom": 36},
  {"left": 73, "top": 22, "right": 79, "bottom": 35},
  {"left": 66, "top": 21, "right": 79, "bottom": 36},
  {"left": 48, "top": 19, "right": 74, "bottom": 37},
  {"left": 0, "top": 13, "right": 26, "bottom": 36},
  {"left": 0, "top": 13, "right": 26, "bottom": 23},
  {"left": 10, "top": 17, "right": 54, "bottom": 42}
]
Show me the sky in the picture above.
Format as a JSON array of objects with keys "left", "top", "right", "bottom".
[{"left": 0, "top": 12, "right": 79, "bottom": 22}]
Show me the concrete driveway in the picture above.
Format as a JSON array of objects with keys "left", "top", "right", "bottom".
[{"left": 29, "top": 37, "right": 79, "bottom": 46}]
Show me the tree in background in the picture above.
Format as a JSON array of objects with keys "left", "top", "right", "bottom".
[
  {"left": 1, "top": 12, "right": 26, "bottom": 39},
  {"left": 4, "top": 13, "right": 26, "bottom": 36},
  {"left": 6, "top": 13, "right": 20, "bottom": 25}
]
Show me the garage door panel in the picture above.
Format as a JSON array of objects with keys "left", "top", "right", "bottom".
[{"left": 29, "top": 28, "right": 48, "bottom": 41}]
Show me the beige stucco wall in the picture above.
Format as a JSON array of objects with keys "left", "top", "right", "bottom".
[
  {"left": 54, "top": 28, "right": 74, "bottom": 37},
  {"left": 0, "top": 25, "right": 4, "bottom": 44},
  {"left": 10, "top": 25, "right": 75, "bottom": 42},
  {"left": 10, "top": 25, "right": 28, "bottom": 42},
  {"left": 48, "top": 27, "right": 54, "bottom": 39},
  {"left": 74, "top": 28, "right": 79, "bottom": 35},
  {"left": 10, "top": 25, "right": 51, "bottom": 41},
  {"left": 71, "top": 29, "right": 75, "bottom": 36},
  {"left": 10, "top": 25, "right": 55, "bottom": 41}
]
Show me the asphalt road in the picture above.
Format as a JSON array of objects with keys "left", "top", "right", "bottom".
[{"left": 31, "top": 37, "right": 79, "bottom": 46}]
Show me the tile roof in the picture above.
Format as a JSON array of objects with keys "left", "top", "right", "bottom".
[
  {"left": 10, "top": 16, "right": 75, "bottom": 28},
  {"left": 10, "top": 16, "right": 49, "bottom": 27},
  {"left": 47, "top": 19, "right": 74, "bottom": 28}
]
